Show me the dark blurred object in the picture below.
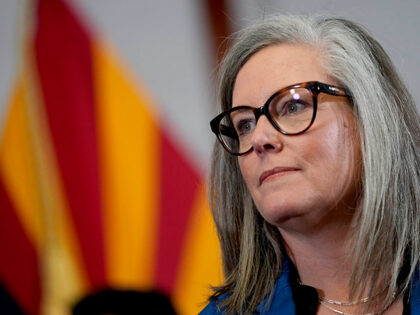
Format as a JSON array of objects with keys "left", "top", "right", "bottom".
[
  {"left": 0, "top": 282, "right": 25, "bottom": 314},
  {"left": 72, "top": 289, "right": 177, "bottom": 315}
]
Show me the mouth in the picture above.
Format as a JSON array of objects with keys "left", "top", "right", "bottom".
[{"left": 259, "top": 167, "right": 300, "bottom": 185}]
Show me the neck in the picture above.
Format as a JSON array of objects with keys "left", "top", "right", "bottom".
[
  {"left": 278, "top": 206, "right": 357, "bottom": 299},
  {"left": 276, "top": 206, "right": 403, "bottom": 314}
]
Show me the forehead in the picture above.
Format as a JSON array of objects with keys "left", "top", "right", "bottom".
[{"left": 232, "top": 43, "right": 332, "bottom": 107}]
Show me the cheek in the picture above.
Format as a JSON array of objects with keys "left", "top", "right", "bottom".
[
  {"left": 313, "top": 131, "right": 345, "bottom": 169},
  {"left": 312, "top": 113, "right": 352, "bottom": 162},
  {"left": 305, "top": 116, "right": 360, "bottom": 199},
  {"left": 238, "top": 157, "right": 253, "bottom": 187},
  {"left": 238, "top": 155, "right": 263, "bottom": 209}
]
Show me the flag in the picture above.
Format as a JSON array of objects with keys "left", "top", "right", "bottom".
[{"left": 0, "top": 0, "right": 222, "bottom": 314}]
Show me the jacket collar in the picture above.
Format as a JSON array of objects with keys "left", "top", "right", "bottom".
[
  {"left": 255, "top": 258, "right": 295, "bottom": 314},
  {"left": 256, "top": 258, "right": 420, "bottom": 315}
]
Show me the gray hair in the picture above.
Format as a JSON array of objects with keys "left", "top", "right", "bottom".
[{"left": 208, "top": 14, "right": 420, "bottom": 314}]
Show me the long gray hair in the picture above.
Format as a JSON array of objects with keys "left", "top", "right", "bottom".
[{"left": 208, "top": 14, "right": 420, "bottom": 314}]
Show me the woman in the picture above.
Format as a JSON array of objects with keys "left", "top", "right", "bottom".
[{"left": 201, "top": 15, "right": 420, "bottom": 314}]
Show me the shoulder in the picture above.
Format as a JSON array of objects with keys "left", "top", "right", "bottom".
[
  {"left": 412, "top": 267, "right": 420, "bottom": 314},
  {"left": 199, "top": 263, "right": 294, "bottom": 315},
  {"left": 199, "top": 296, "right": 227, "bottom": 315}
]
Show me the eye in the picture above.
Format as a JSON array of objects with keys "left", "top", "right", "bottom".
[
  {"left": 234, "top": 118, "right": 256, "bottom": 136},
  {"left": 284, "top": 101, "right": 307, "bottom": 115},
  {"left": 230, "top": 108, "right": 256, "bottom": 136},
  {"left": 275, "top": 98, "right": 312, "bottom": 118}
]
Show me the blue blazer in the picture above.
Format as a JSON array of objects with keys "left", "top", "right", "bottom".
[{"left": 200, "top": 262, "right": 420, "bottom": 314}]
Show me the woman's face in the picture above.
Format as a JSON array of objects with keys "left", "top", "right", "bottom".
[{"left": 233, "top": 44, "right": 360, "bottom": 233}]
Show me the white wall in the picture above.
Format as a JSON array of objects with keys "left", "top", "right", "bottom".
[{"left": 0, "top": 0, "right": 19, "bottom": 130}]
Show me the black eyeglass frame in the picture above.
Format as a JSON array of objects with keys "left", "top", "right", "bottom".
[{"left": 210, "top": 81, "right": 351, "bottom": 156}]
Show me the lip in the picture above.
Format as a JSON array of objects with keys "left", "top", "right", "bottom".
[{"left": 259, "top": 167, "right": 300, "bottom": 185}]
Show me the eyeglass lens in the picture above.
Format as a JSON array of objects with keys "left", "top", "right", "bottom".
[{"left": 218, "top": 87, "right": 314, "bottom": 154}]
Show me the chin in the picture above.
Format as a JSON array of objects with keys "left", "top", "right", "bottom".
[
  {"left": 254, "top": 189, "right": 329, "bottom": 229},
  {"left": 256, "top": 198, "right": 308, "bottom": 227}
]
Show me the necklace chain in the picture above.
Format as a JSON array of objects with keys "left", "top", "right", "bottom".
[
  {"left": 320, "top": 295, "right": 372, "bottom": 306},
  {"left": 318, "top": 292, "right": 396, "bottom": 315},
  {"left": 319, "top": 286, "right": 387, "bottom": 306},
  {"left": 297, "top": 278, "right": 396, "bottom": 314}
]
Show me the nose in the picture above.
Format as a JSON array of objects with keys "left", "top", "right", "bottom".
[{"left": 250, "top": 116, "right": 283, "bottom": 156}]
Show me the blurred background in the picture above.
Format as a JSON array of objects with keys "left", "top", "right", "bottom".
[{"left": 0, "top": 1, "right": 418, "bottom": 314}]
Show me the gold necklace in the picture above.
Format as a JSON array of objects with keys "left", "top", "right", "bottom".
[
  {"left": 319, "top": 286, "right": 387, "bottom": 306},
  {"left": 320, "top": 295, "right": 372, "bottom": 306},
  {"left": 318, "top": 292, "right": 396, "bottom": 315}
]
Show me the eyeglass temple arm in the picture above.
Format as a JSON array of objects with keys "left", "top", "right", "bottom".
[{"left": 317, "top": 82, "right": 351, "bottom": 97}]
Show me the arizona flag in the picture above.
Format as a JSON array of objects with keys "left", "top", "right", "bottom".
[{"left": 0, "top": 0, "right": 222, "bottom": 314}]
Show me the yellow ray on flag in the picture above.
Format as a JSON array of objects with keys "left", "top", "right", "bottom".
[
  {"left": 0, "top": 77, "right": 45, "bottom": 250},
  {"left": 173, "top": 181, "right": 223, "bottom": 315},
  {"left": 93, "top": 41, "right": 159, "bottom": 289}
]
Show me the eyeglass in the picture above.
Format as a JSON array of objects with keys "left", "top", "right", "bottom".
[{"left": 210, "top": 81, "right": 351, "bottom": 156}]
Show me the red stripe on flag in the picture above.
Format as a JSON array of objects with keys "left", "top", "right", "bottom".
[
  {"left": 155, "top": 129, "right": 201, "bottom": 294},
  {"left": 0, "top": 177, "right": 41, "bottom": 315},
  {"left": 34, "top": 0, "right": 106, "bottom": 287},
  {"left": 204, "top": 0, "right": 232, "bottom": 64}
]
